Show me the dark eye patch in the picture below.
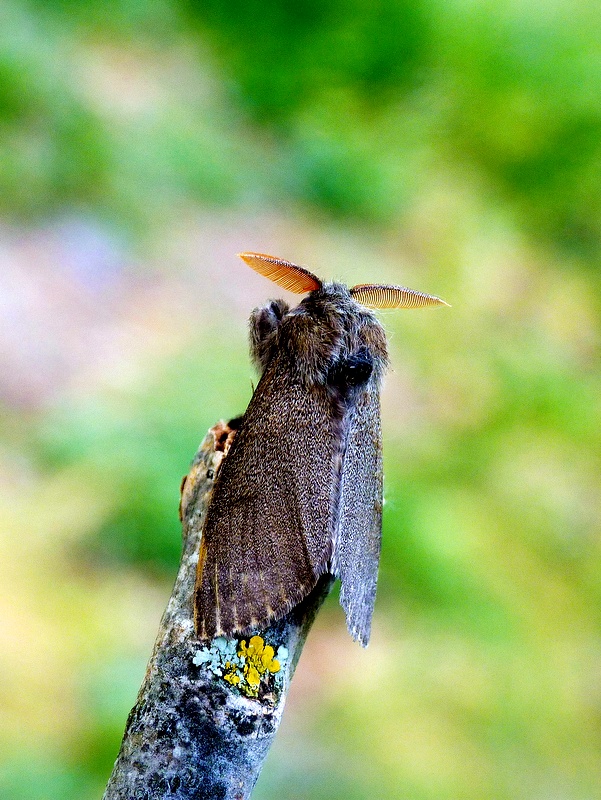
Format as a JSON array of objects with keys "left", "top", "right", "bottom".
[{"left": 329, "top": 346, "right": 373, "bottom": 389}]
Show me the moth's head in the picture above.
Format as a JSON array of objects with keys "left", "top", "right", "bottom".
[{"left": 239, "top": 252, "right": 449, "bottom": 387}]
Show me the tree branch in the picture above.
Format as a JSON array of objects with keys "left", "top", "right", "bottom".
[{"left": 103, "top": 420, "right": 333, "bottom": 800}]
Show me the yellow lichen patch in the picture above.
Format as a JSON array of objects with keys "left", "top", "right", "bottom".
[
  {"left": 234, "top": 636, "right": 284, "bottom": 698},
  {"left": 223, "top": 661, "right": 241, "bottom": 686},
  {"left": 261, "top": 645, "right": 280, "bottom": 673},
  {"left": 246, "top": 665, "right": 261, "bottom": 686},
  {"left": 193, "top": 635, "right": 288, "bottom": 700}
]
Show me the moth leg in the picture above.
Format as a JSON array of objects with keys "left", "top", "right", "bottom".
[{"left": 249, "top": 299, "right": 289, "bottom": 372}]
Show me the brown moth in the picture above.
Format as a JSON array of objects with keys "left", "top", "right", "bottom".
[{"left": 194, "top": 253, "right": 448, "bottom": 646}]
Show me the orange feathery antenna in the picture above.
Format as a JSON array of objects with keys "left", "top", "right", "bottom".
[{"left": 238, "top": 252, "right": 322, "bottom": 294}]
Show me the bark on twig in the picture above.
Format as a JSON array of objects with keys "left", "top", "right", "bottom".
[{"left": 103, "top": 420, "right": 333, "bottom": 800}]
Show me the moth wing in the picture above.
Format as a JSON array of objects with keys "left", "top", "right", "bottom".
[
  {"left": 333, "top": 388, "right": 383, "bottom": 646},
  {"left": 194, "top": 360, "right": 339, "bottom": 639}
]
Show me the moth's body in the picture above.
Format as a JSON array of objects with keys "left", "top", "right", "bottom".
[{"left": 193, "top": 254, "right": 447, "bottom": 646}]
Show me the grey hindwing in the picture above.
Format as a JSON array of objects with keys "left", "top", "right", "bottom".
[
  {"left": 333, "top": 387, "right": 383, "bottom": 646},
  {"left": 193, "top": 357, "right": 342, "bottom": 640}
]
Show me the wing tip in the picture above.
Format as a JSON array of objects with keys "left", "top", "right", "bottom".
[{"left": 193, "top": 573, "right": 326, "bottom": 642}]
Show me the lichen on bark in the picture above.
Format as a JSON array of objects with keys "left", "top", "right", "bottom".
[{"left": 103, "top": 420, "right": 332, "bottom": 800}]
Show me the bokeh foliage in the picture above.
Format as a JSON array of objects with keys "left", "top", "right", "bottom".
[
  {"left": 3, "top": 0, "right": 601, "bottom": 250},
  {"left": 1, "top": 1, "right": 600, "bottom": 799}
]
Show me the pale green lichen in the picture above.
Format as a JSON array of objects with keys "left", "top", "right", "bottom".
[{"left": 193, "top": 635, "right": 288, "bottom": 698}]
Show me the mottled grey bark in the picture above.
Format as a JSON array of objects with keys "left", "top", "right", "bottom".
[{"left": 103, "top": 420, "right": 333, "bottom": 800}]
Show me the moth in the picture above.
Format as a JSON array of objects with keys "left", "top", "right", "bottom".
[{"left": 194, "top": 253, "right": 447, "bottom": 646}]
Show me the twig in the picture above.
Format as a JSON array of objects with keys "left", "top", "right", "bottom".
[{"left": 103, "top": 420, "right": 333, "bottom": 800}]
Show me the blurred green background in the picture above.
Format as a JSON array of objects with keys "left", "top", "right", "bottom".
[{"left": 1, "top": 1, "right": 600, "bottom": 798}]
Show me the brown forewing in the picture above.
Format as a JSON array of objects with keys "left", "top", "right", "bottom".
[{"left": 193, "top": 353, "right": 343, "bottom": 639}]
